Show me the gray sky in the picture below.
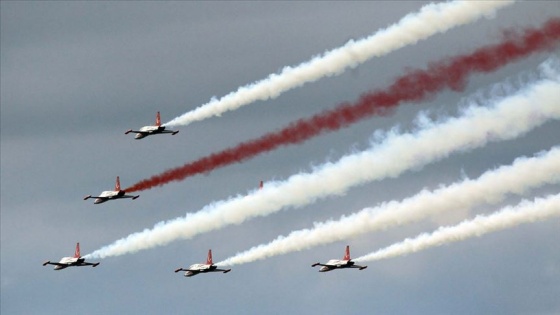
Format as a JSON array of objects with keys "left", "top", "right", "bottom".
[{"left": 1, "top": 1, "right": 559, "bottom": 314}]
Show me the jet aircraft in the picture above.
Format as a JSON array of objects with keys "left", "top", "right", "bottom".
[
  {"left": 84, "top": 176, "right": 139, "bottom": 204},
  {"left": 311, "top": 245, "right": 367, "bottom": 272},
  {"left": 43, "top": 243, "right": 99, "bottom": 270},
  {"left": 174, "top": 249, "right": 231, "bottom": 277},
  {"left": 125, "top": 111, "right": 179, "bottom": 139}
]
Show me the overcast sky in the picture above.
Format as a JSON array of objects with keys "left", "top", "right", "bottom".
[{"left": 1, "top": 1, "right": 559, "bottom": 314}]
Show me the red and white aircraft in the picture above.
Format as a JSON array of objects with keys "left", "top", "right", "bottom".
[
  {"left": 43, "top": 243, "right": 99, "bottom": 270},
  {"left": 125, "top": 111, "right": 179, "bottom": 139},
  {"left": 84, "top": 176, "right": 139, "bottom": 204},
  {"left": 174, "top": 249, "right": 231, "bottom": 277},
  {"left": 311, "top": 245, "right": 367, "bottom": 272}
]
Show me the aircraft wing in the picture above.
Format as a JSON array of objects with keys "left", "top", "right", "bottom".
[
  {"left": 125, "top": 129, "right": 144, "bottom": 134},
  {"left": 43, "top": 261, "right": 66, "bottom": 267},
  {"left": 84, "top": 195, "right": 101, "bottom": 200},
  {"left": 175, "top": 268, "right": 198, "bottom": 273},
  {"left": 80, "top": 262, "right": 100, "bottom": 267},
  {"left": 311, "top": 262, "right": 330, "bottom": 267},
  {"left": 121, "top": 194, "right": 139, "bottom": 200}
]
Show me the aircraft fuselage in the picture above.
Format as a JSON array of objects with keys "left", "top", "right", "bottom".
[
  {"left": 134, "top": 126, "right": 172, "bottom": 139},
  {"left": 183, "top": 264, "right": 214, "bottom": 277},
  {"left": 94, "top": 190, "right": 127, "bottom": 204},
  {"left": 177, "top": 264, "right": 231, "bottom": 277},
  {"left": 313, "top": 259, "right": 366, "bottom": 272},
  {"left": 319, "top": 259, "right": 353, "bottom": 272},
  {"left": 52, "top": 257, "right": 84, "bottom": 270}
]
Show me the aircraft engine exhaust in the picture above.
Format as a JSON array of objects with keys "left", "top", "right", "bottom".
[
  {"left": 217, "top": 146, "right": 560, "bottom": 266},
  {"left": 353, "top": 194, "right": 560, "bottom": 263},
  {"left": 164, "top": 0, "right": 514, "bottom": 127},
  {"left": 85, "top": 66, "right": 560, "bottom": 259},
  {"left": 126, "top": 18, "right": 560, "bottom": 193}
]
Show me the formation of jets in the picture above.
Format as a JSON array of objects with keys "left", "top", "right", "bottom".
[
  {"left": 43, "top": 244, "right": 366, "bottom": 276},
  {"left": 43, "top": 243, "right": 99, "bottom": 270},
  {"left": 85, "top": 112, "right": 175, "bottom": 204},
  {"left": 83, "top": 176, "right": 139, "bottom": 204},
  {"left": 46, "top": 113, "right": 366, "bottom": 277}
]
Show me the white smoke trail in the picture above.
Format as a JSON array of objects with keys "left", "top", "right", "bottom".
[
  {"left": 354, "top": 194, "right": 560, "bottom": 262},
  {"left": 85, "top": 75, "right": 559, "bottom": 259},
  {"left": 217, "top": 147, "right": 560, "bottom": 266},
  {"left": 164, "top": 1, "right": 513, "bottom": 127}
]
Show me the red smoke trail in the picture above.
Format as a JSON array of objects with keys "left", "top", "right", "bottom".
[{"left": 126, "top": 18, "right": 560, "bottom": 193}]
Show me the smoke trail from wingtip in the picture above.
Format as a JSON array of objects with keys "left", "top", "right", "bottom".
[
  {"left": 85, "top": 73, "right": 560, "bottom": 259},
  {"left": 217, "top": 147, "right": 560, "bottom": 266},
  {"left": 353, "top": 194, "right": 560, "bottom": 263},
  {"left": 126, "top": 18, "right": 560, "bottom": 193},
  {"left": 165, "top": 1, "right": 514, "bottom": 127}
]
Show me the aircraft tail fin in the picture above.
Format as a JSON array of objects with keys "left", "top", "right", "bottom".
[
  {"left": 259, "top": 181, "right": 263, "bottom": 189},
  {"left": 343, "top": 245, "right": 351, "bottom": 261},
  {"left": 207, "top": 249, "right": 213, "bottom": 265},
  {"left": 74, "top": 243, "right": 81, "bottom": 258},
  {"left": 115, "top": 176, "right": 121, "bottom": 191},
  {"left": 156, "top": 111, "right": 161, "bottom": 126}
]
